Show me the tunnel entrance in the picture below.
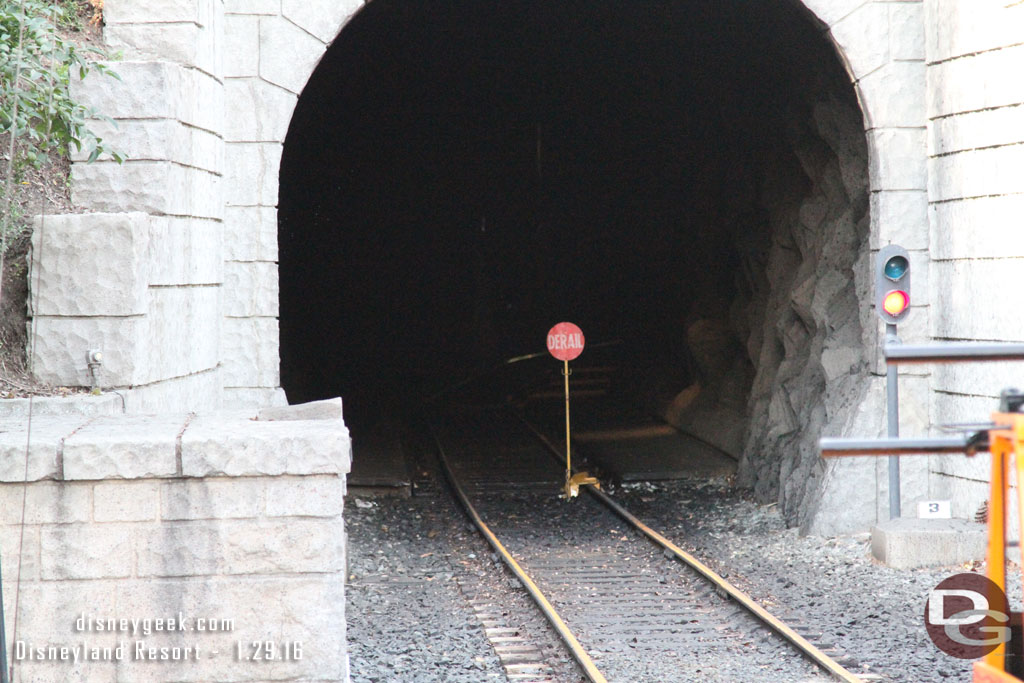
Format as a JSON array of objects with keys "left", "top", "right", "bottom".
[{"left": 278, "top": 0, "right": 870, "bottom": 525}]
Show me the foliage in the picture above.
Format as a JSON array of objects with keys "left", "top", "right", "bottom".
[
  {"left": 0, "top": 0, "right": 121, "bottom": 168},
  {"left": 0, "top": 0, "right": 121, "bottom": 312}
]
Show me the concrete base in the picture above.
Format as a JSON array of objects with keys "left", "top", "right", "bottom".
[
  {"left": 258, "top": 397, "right": 343, "bottom": 421},
  {"left": 0, "top": 394, "right": 123, "bottom": 417},
  {"left": 0, "top": 398, "right": 351, "bottom": 682},
  {"left": 871, "top": 517, "right": 987, "bottom": 569}
]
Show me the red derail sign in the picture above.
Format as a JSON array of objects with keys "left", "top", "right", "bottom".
[{"left": 547, "top": 322, "right": 585, "bottom": 362}]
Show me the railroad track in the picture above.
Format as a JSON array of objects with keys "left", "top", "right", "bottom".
[{"left": 432, "top": 408, "right": 872, "bottom": 683}]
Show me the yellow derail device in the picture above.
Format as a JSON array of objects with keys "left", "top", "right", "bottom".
[{"left": 546, "top": 322, "right": 599, "bottom": 499}]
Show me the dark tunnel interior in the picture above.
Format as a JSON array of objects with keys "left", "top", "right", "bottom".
[{"left": 278, "top": 0, "right": 866, "bottom": 439}]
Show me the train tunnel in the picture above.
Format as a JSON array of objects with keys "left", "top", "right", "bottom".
[{"left": 278, "top": 0, "right": 871, "bottom": 526}]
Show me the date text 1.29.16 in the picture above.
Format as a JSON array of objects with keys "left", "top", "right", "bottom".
[{"left": 235, "top": 641, "right": 303, "bottom": 661}]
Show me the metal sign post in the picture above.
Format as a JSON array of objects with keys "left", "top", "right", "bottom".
[
  {"left": 546, "top": 322, "right": 598, "bottom": 498},
  {"left": 562, "top": 358, "right": 573, "bottom": 490},
  {"left": 886, "top": 323, "right": 901, "bottom": 519}
]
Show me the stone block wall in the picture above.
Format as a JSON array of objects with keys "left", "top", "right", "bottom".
[
  {"left": 29, "top": 209, "right": 224, "bottom": 413},
  {"left": 0, "top": 403, "right": 350, "bottom": 682},
  {"left": 29, "top": 0, "right": 366, "bottom": 411},
  {"left": 30, "top": 0, "right": 229, "bottom": 412},
  {"left": 924, "top": 0, "right": 1024, "bottom": 518},
  {"left": 803, "top": 1, "right": 931, "bottom": 354},
  {"left": 219, "top": 0, "right": 361, "bottom": 408},
  {"left": 795, "top": 0, "right": 934, "bottom": 533}
]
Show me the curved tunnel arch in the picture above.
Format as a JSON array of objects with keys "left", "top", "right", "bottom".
[{"left": 276, "top": 0, "right": 876, "bottom": 525}]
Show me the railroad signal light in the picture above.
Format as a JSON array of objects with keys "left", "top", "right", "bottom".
[
  {"left": 884, "top": 255, "right": 908, "bottom": 280},
  {"left": 882, "top": 290, "right": 909, "bottom": 317},
  {"left": 875, "top": 245, "right": 911, "bottom": 324}
]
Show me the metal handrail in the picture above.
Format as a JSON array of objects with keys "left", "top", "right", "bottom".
[{"left": 884, "top": 342, "right": 1024, "bottom": 364}]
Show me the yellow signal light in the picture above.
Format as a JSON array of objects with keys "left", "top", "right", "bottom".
[{"left": 882, "top": 290, "right": 909, "bottom": 317}]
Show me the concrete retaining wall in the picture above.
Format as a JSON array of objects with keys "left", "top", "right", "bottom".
[
  {"left": 924, "top": 0, "right": 1024, "bottom": 519},
  {"left": 0, "top": 401, "right": 350, "bottom": 682}
]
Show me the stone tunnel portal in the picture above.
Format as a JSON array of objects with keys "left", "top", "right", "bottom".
[{"left": 278, "top": 0, "right": 871, "bottom": 527}]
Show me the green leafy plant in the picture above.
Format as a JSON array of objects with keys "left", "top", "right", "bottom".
[
  {"left": 0, "top": 0, "right": 121, "bottom": 165},
  {"left": 0, "top": 0, "right": 121, "bottom": 305}
]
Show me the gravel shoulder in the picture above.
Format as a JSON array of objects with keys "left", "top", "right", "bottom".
[{"left": 345, "top": 490, "right": 507, "bottom": 683}]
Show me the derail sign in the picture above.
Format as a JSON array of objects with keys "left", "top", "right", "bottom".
[{"left": 547, "top": 322, "right": 585, "bottom": 362}]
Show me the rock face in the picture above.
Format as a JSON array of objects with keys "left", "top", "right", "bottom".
[
  {"left": 740, "top": 90, "right": 871, "bottom": 531},
  {"left": 664, "top": 319, "right": 751, "bottom": 458},
  {"left": 661, "top": 77, "right": 871, "bottom": 529}
]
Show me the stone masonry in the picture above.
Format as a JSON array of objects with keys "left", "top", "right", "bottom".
[
  {"left": 33, "top": 0, "right": 362, "bottom": 412},
  {"left": 924, "top": 0, "right": 1024, "bottom": 520},
  {"left": 0, "top": 399, "right": 351, "bottom": 682},
  {"left": 20, "top": 0, "right": 1024, "bottom": 536}
]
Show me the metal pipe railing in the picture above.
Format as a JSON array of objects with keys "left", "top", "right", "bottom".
[{"left": 884, "top": 342, "right": 1024, "bottom": 364}]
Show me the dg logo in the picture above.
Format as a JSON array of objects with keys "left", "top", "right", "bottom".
[{"left": 925, "top": 573, "right": 1011, "bottom": 659}]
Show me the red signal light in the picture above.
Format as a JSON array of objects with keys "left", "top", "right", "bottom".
[{"left": 882, "top": 290, "right": 909, "bottom": 317}]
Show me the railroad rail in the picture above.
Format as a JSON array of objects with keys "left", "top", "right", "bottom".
[{"left": 432, "top": 408, "right": 868, "bottom": 682}]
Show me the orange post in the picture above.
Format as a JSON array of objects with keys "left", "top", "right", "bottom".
[
  {"left": 1013, "top": 416, "right": 1024, "bottom": 678},
  {"left": 985, "top": 416, "right": 1011, "bottom": 671},
  {"left": 1013, "top": 418, "right": 1024, "bottom": 562}
]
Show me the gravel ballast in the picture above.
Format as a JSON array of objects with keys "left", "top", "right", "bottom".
[
  {"left": 345, "top": 492, "right": 507, "bottom": 683},
  {"left": 611, "top": 478, "right": 1020, "bottom": 682},
  {"left": 346, "top": 479, "right": 585, "bottom": 683},
  {"left": 347, "top": 470, "right": 1014, "bottom": 682}
]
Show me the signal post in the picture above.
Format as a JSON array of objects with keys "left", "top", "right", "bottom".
[{"left": 875, "top": 244, "right": 911, "bottom": 519}]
